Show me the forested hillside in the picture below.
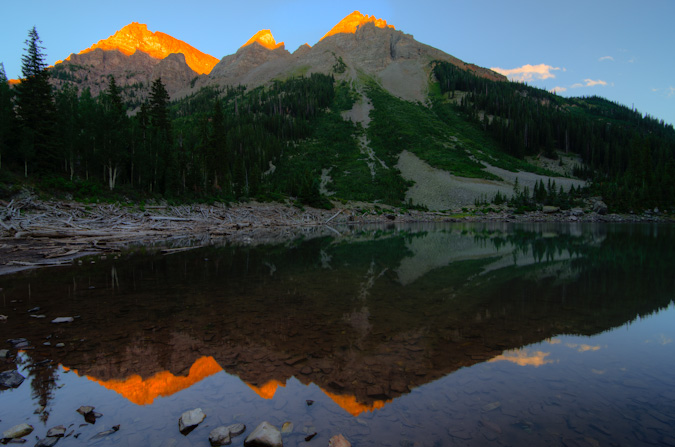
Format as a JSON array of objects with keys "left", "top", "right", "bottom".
[
  {"left": 432, "top": 61, "right": 675, "bottom": 210},
  {"left": 2, "top": 29, "right": 674, "bottom": 213}
]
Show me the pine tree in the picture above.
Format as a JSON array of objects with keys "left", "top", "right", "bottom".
[
  {"left": 54, "top": 83, "right": 79, "bottom": 179},
  {"left": 15, "top": 27, "right": 57, "bottom": 175},
  {"left": 0, "top": 63, "right": 15, "bottom": 171},
  {"left": 100, "top": 76, "right": 128, "bottom": 190},
  {"left": 148, "top": 78, "right": 172, "bottom": 193}
]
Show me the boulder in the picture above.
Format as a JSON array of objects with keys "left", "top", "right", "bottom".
[
  {"left": 209, "top": 427, "right": 231, "bottom": 446},
  {"left": 179, "top": 408, "right": 206, "bottom": 435},
  {"left": 2, "top": 423, "right": 33, "bottom": 440},
  {"left": 592, "top": 200, "right": 608, "bottom": 215},
  {"left": 209, "top": 423, "right": 247, "bottom": 445},
  {"left": 244, "top": 422, "right": 282, "bottom": 447}
]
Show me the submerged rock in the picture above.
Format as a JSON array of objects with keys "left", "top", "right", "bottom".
[
  {"left": 178, "top": 408, "right": 206, "bottom": 435},
  {"left": 328, "top": 434, "right": 351, "bottom": 447},
  {"left": 46, "top": 426, "right": 66, "bottom": 438},
  {"left": 281, "top": 422, "right": 293, "bottom": 434},
  {"left": 35, "top": 436, "right": 60, "bottom": 447},
  {"left": 244, "top": 422, "right": 282, "bottom": 447},
  {"left": 89, "top": 425, "right": 120, "bottom": 440},
  {"left": 2, "top": 423, "right": 33, "bottom": 440},
  {"left": 51, "top": 317, "right": 74, "bottom": 324},
  {"left": 0, "top": 370, "right": 25, "bottom": 388}
]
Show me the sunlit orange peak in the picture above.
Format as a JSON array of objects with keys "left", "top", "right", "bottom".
[
  {"left": 241, "top": 30, "right": 284, "bottom": 51},
  {"left": 320, "top": 11, "right": 394, "bottom": 41},
  {"left": 64, "top": 22, "right": 219, "bottom": 75}
]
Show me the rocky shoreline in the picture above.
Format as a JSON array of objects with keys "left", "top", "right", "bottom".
[{"left": 0, "top": 196, "right": 671, "bottom": 275}]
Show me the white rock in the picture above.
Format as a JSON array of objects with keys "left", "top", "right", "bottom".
[
  {"left": 244, "top": 422, "right": 282, "bottom": 447},
  {"left": 209, "top": 427, "right": 231, "bottom": 446},
  {"left": 178, "top": 408, "right": 206, "bottom": 434},
  {"left": 2, "top": 423, "right": 34, "bottom": 440},
  {"left": 51, "top": 317, "right": 74, "bottom": 324}
]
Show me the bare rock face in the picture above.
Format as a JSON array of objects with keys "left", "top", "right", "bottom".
[
  {"left": 50, "top": 48, "right": 198, "bottom": 102},
  {"left": 207, "top": 37, "right": 292, "bottom": 87},
  {"left": 202, "top": 11, "right": 505, "bottom": 103}
]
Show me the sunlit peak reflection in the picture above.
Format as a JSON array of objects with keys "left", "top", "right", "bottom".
[
  {"left": 322, "top": 389, "right": 389, "bottom": 417},
  {"left": 246, "top": 379, "right": 286, "bottom": 399},
  {"left": 489, "top": 349, "right": 554, "bottom": 367},
  {"left": 83, "top": 356, "right": 223, "bottom": 405}
]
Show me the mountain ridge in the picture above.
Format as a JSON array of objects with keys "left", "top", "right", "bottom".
[
  {"left": 57, "top": 22, "right": 219, "bottom": 75},
  {"left": 48, "top": 11, "right": 506, "bottom": 104}
]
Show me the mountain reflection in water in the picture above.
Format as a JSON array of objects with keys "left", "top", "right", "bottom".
[{"left": 1, "top": 222, "right": 674, "bottom": 446}]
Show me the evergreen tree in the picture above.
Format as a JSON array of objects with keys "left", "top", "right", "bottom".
[
  {"left": 15, "top": 27, "right": 57, "bottom": 175},
  {"left": 100, "top": 76, "right": 129, "bottom": 190},
  {"left": 54, "top": 84, "right": 79, "bottom": 179},
  {"left": 207, "top": 99, "right": 227, "bottom": 190},
  {"left": 148, "top": 78, "right": 173, "bottom": 193},
  {"left": 0, "top": 63, "right": 15, "bottom": 171}
]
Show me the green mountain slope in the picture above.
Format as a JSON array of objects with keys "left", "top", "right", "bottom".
[{"left": 3, "top": 52, "right": 674, "bottom": 212}]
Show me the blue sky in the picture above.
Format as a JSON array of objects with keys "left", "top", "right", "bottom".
[{"left": 2, "top": 0, "right": 673, "bottom": 125}]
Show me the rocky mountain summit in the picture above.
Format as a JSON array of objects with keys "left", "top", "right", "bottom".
[
  {"left": 48, "top": 11, "right": 505, "bottom": 103},
  {"left": 57, "top": 22, "right": 218, "bottom": 75},
  {"left": 199, "top": 11, "right": 505, "bottom": 102}
]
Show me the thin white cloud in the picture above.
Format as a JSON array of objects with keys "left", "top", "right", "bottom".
[
  {"left": 599, "top": 56, "right": 614, "bottom": 62},
  {"left": 490, "top": 63, "right": 562, "bottom": 82},
  {"left": 585, "top": 79, "right": 608, "bottom": 87},
  {"left": 571, "top": 79, "right": 608, "bottom": 88},
  {"left": 550, "top": 86, "right": 567, "bottom": 94},
  {"left": 667, "top": 87, "right": 675, "bottom": 97}
]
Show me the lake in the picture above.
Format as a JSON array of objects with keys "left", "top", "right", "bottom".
[{"left": 1, "top": 222, "right": 674, "bottom": 446}]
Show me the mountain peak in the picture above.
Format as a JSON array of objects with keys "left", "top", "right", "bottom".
[
  {"left": 65, "top": 22, "right": 219, "bottom": 75},
  {"left": 320, "top": 11, "right": 394, "bottom": 41},
  {"left": 241, "top": 30, "right": 284, "bottom": 51}
]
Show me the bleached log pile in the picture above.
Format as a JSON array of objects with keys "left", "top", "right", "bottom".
[{"left": 0, "top": 196, "right": 421, "bottom": 271}]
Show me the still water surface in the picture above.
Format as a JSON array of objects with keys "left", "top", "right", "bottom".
[{"left": 1, "top": 222, "right": 674, "bottom": 446}]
